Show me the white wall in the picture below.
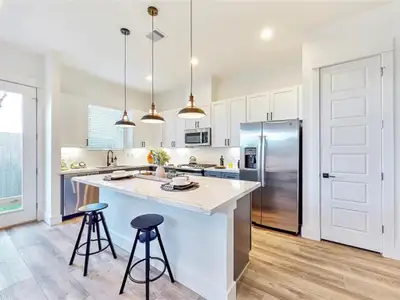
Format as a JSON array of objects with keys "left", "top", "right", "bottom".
[
  {"left": 61, "top": 66, "right": 150, "bottom": 112},
  {"left": 0, "top": 41, "right": 44, "bottom": 88},
  {"left": 214, "top": 52, "right": 302, "bottom": 100},
  {"left": 302, "top": 2, "right": 399, "bottom": 259}
]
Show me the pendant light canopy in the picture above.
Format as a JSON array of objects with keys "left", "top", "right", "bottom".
[
  {"left": 141, "top": 6, "right": 165, "bottom": 124},
  {"left": 115, "top": 28, "right": 136, "bottom": 128},
  {"left": 177, "top": 0, "right": 206, "bottom": 119}
]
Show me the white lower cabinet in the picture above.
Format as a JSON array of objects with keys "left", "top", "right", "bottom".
[{"left": 212, "top": 97, "right": 246, "bottom": 147}]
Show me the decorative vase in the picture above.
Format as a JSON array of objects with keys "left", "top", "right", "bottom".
[{"left": 156, "top": 165, "right": 166, "bottom": 178}]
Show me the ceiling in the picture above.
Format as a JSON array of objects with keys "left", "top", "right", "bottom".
[{"left": 0, "top": 0, "right": 387, "bottom": 92}]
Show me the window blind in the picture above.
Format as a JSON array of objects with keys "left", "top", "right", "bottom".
[{"left": 88, "top": 105, "right": 132, "bottom": 149}]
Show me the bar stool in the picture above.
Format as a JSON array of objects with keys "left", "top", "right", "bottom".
[
  {"left": 69, "top": 203, "right": 117, "bottom": 276},
  {"left": 119, "top": 214, "right": 175, "bottom": 299}
]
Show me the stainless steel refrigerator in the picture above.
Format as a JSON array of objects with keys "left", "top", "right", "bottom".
[{"left": 240, "top": 119, "right": 302, "bottom": 234}]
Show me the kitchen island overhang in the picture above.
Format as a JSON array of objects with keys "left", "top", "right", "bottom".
[{"left": 73, "top": 174, "right": 260, "bottom": 300}]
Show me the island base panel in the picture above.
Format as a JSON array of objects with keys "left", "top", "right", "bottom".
[{"left": 100, "top": 188, "right": 238, "bottom": 300}]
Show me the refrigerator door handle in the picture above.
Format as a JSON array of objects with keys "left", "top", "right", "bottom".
[{"left": 261, "top": 136, "right": 267, "bottom": 187}]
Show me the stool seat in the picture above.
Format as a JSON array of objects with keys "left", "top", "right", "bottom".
[
  {"left": 78, "top": 203, "right": 108, "bottom": 212},
  {"left": 130, "top": 214, "right": 164, "bottom": 230}
]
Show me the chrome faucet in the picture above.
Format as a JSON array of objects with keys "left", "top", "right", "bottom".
[{"left": 107, "top": 150, "right": 114, "bottom": 167}]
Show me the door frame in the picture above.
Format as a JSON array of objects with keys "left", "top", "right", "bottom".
[
  {"left": 0, "top": 80, "right": 38, "bottom": 229},
  {"left": 310, "top": 51, "right": 395, "bottom": 259}
]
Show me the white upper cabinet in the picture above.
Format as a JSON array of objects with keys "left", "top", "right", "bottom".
[
  {"left": 59, "top": 93, "right": 88, "bottom": 148},
  {"left": 162, "top": 110, "right": 177, "bottom": 148},
  {"left": 185, "top": 104, "right": 211, "bottom": 129},
  {"left": 228, "top": 97, "right": 247, "bottom": 147},
  {"left": 246, "top": 92, "right": 271, "bottom": 122},
  {"left": 212, "top": 97, "right": 246, "bottom": 148},
  {"left": 175, "top": 109, "right": 186, "bottom": 148},
  {"left": 270, "top": 86, "right": 299, "bottom": 120},
  {"left": 131, "top": 110, "right": 162, "bottom": 149},
  {"left": 298, "top": 85, "right": 303, "bottom": 120},
  {"left": 211, "top": 101, "right": 228, "bottom": 148}
]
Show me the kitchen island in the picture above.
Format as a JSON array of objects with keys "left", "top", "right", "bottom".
[{"left": 73, "top": 174, "right": 260, "bottom": 300}]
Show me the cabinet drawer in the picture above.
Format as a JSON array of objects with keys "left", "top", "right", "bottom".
[
  {"left": 222, "top": 173, "right": 239, "bottom": 180},
  {"left": 204, "top": 171, "right": 222, "bottom": 178}
]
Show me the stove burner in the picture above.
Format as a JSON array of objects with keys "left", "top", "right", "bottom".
[{"left": 177, "top": 163, "right": 217, "bottom": 170}]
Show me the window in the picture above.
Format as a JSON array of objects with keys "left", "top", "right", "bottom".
[{"left": 87, "top": 105, "right": 133, "bottom": 149}]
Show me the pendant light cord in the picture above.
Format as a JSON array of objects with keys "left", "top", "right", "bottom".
[
  {"left": 151, "top": 13, "right": 155, "bottom": 107},
  {"left": 124, "top": 32, "right": 127, "bottom": 111},
  {"left": 190, "top": 0, "right": 193, "bottom": 97}
]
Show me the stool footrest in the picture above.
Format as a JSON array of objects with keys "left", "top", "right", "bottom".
[
  {"left": 76, "top": 238, "right": 110, "bottom": 256},
  {"left": 128, "top": 256, "right": 167, "bottom": 284}
]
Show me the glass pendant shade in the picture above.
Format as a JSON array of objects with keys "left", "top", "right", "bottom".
[
  {"left": 115, "top": 110, "right": 136, "bottom": 127},
  {"left": 177, "top": 95, "right": 206, "bottom": 119},
  {"left": 141, "top": 103, "right": 165, "bottom": 123}
]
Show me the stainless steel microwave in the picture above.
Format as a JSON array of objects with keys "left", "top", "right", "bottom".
[{"left": 185, "top": 128, "right": 211, "bottom": 147}]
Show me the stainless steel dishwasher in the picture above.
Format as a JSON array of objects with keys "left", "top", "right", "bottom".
[{"left": 61, "top": 171, "right": 100, "bottom": 220}]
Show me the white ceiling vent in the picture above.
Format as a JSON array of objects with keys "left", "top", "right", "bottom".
[{"left": 146, "top": 29, "right": 166, "bottom": 42}]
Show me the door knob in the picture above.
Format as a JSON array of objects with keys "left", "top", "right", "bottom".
[{"left": 322, "top": 173, "right": 335, "bottom": 178}]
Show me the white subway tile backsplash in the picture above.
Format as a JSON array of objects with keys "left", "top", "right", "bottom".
[{"left": 61, "top": 147, "right": 240, "bottom": 168}]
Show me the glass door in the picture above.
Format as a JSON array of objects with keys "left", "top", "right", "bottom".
[{"left": 0, "top": 81, "right": 37, "bottom": 228}]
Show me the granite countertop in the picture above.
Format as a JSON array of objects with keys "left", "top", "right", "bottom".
[
  {"left": 72, "top": 174, "right": 260, "bottom": 215},
  {"left": 205, "top": 167, "right": 240, "bottom": 174}
]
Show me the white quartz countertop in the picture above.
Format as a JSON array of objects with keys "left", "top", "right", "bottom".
[
  {"left": 73, "top": 174, "right": 260, "bottom": 215},
  {"left": 205, "top": 167, "right": 240, "bottom": 174}
]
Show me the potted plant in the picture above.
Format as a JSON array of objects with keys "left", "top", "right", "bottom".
[{"left": 150, "top": 149, "right": 171, "bottom": 178}]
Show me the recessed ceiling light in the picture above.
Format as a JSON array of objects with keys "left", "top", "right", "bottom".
[
  {"left": 145, "top": 75, "right": 152, "bottom": 81},
  {"left": 190, "top": 57, "right": 199, "bottom": 66},
  {"left": 260, "top": 27, "right": 274, "bottom": 41}
]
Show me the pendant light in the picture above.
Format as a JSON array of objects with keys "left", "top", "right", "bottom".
[
  {"left": 177, "top": 0, "right": 206, "bottom": 119},
  {"left": 141, "top": 6, "right": 165, "bottom": 124},
  {"left": 115, "top": 28, "right": 136, "bottom": 128}
]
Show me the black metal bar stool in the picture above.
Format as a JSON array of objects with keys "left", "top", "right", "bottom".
[
  {"left": 119, "top": 214, "right": 175, "bottom": 299},
  {"left": 69, "top": 203, "right": 117, "bottom": 276}
]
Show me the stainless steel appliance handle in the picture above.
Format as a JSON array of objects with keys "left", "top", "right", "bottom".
[{"left": 261, "top": 136, "right": 267, "bottom": 187}]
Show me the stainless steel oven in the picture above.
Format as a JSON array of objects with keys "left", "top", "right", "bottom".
[{"left": 184, "top": 128, "right": 211, "bottom": 147}]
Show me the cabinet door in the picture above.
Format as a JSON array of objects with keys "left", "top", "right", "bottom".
[
  {"left": 175, "top": 109, "right": 186, "bottom": 148},
  {"left": 270, "top": 86, "right": 299, "bottom": 120},
  {"left": 161, "top": 110, "right": 176, "bottom": 148},
  {"left": 198, "top": 105, "right": 211, "bottom": 128},
  {"left": 246, "top": 93, "right": 270, "bottom": 122},
  {"left": 185, "top": 119, "right": 196, "bottom": 130},
  {"left": 228, "top": 97, "right": 247, "bottom": 147},
  {"left": 298, "top": 85, "right": 303, "bottom": 120},
  {"left": 211, "top": 101, "right": 228, "bottom": 147},
  {"left": 131, "top": 110, "right": 145, "bottom": 148},
  {"left": 60, "top": 94, "right": 88, "bottom": 148}
]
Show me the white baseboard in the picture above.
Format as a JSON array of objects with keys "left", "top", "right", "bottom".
[
  {"left": 110, "top": 229, "right": 234, "bottom": 300},
  {"left": 44, "top": 213, "right": 62, "bottom": 226},
  {"left": 301, "top": 225, "right": 320, "bottom": 241}
]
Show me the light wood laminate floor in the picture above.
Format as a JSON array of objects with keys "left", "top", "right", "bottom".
[{"left": 1, "top": 221, "right": 400, "bottom": 299}]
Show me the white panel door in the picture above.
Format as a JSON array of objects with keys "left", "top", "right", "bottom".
[
  {"left": 198, "top": 105, "right": 211, "bottom": 128},
  {"left": 320, "top": 56, "right": 382, "bottom": 252},
  {"left": 246, "top": 93, "right": 270, "bottom": 122},
  {"left": 228, "top": 97, "right": 246, "bottom": 147},
  {"left": 211, "top": 101, "right": 228, "bottom": 147},
  {"left": 270, "top": 86, "right": 299, "bottom": 120},
  {"left": 0, "top": 82, "right": 37, "bottom": 228}
]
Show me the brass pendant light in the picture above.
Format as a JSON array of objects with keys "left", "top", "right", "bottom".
[
  {"left": 141, "top": 6, "right": 165, "bottom": 124},
  {"left": 177, "top": 0, "right": 206, "bottom": 119},
  {"left": 115, "top": 28, "right": 136, "bottom": 128}
]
